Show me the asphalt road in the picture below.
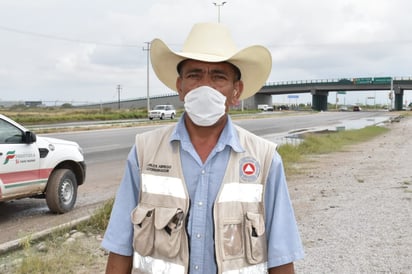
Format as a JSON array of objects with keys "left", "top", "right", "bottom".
[{"left": 0, "top": 111, "right": 395, "bottom": 246}]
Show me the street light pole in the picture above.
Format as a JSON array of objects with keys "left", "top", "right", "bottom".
[
  {"left": 117, "top": 84, "right": 122, "bottom": 109},
  {"left": 143, "top": 42, "right": 151, "bottom": 113},
  {"left": 213, "top": 1, "right": 227, "bottom": 23}
]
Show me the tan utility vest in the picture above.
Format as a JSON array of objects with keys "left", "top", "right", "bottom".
[{"left": 131, "top": 124, "right": 277, "bottom": 274}]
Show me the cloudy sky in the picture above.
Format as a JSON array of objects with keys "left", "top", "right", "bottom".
[{"left": 0, "top": 0, "right": 411, "bottom": 106}]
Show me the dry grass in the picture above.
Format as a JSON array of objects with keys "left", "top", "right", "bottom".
[
  {"left": 0, "top": 200, "right": 113, "bottom": 274},
  {"left": 278, "top": 125, "right": 389, "bottom": 174}
]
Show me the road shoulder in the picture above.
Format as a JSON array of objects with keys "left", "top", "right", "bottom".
[{"left": 291, "top": 115, "right": 411, "bottom": 273}]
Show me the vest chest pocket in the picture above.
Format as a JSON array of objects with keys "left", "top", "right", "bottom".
[
  {"left": 244, "top": 212, "right": 267, "bottom": 264},
  {"left": 131, "top": 206, "right": 185, "bottom": 259}
]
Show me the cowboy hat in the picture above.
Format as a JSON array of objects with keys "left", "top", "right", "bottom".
[{"left": 150, "top": 22, "right": 272, "bottom": 100}]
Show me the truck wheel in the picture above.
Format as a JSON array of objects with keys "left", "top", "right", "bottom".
[
  {"left": 171, "top": 113, "right": 175, "bottom": 119},
  {"left": 46, "top": 169, "right": 78, "bottom": 214},
  {"left": 160, "top": 113, "right": 165, "bottom": 120}
]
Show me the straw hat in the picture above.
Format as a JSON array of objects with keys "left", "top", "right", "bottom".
[{"left": 150, "top": 22, "right": 272, "bottom": 100}]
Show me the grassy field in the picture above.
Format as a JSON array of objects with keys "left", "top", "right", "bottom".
[
  {"left": 278, "top": 125, "right": 389, "bottom": 173},
  {"left": 1, "top": 107, "right": 151, "bottom": 124},
  {"left": 1, "top": 106, "right": 262, "bottom": 125}
]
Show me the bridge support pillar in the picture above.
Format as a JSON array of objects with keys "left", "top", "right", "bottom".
[
  {"left": 311, "top": 90, "right": 329, "bottom": 111},
  {"left": 393, "top": 88, "right": 404, "bottom": 111}
]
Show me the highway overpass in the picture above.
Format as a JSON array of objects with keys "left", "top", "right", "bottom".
[
  {"left": 260, "top": 77, "right": 412, "bottom": 111},
  {"left": 80, "top": 76, "right": 412, "bottom": 111}
]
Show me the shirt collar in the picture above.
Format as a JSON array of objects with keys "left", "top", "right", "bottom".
[{"left": 170, "top": 113, "right": 244, "bottom": 153}]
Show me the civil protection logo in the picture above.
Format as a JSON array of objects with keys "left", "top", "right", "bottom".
[
  {"left": 239, "top": 157, "right": 260, "bottom": 182},
  {"left": 3, "top": 150, "right": 16, "bottom": 165}
]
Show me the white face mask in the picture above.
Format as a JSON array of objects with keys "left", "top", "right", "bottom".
[{"left": 184, "top": 86, "right": 227, "bottom": 127}]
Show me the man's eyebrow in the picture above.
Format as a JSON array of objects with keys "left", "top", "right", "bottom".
[
  {"left": 182, "top": 67, "right": 203, "bottom": 74},
  {"left": 181, "top": 66, "right": 234, "bottom": 78},
  {"left": 184, "top": 67, "right": 230, "bottom": 75},
  {"left": 209, "top": 68, "right": 229, "bottom": 75}
]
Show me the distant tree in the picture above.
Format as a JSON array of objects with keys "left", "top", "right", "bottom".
[
  {"left": 61, "top": 103, "right": 73, "bottom": 108},
  {"left": 10, "top": 104, "right": 27, "bottom": 110}
]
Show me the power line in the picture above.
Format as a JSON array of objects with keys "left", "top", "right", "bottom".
[
  {"left": 2, "top": 24, "right": 411, "bottom": 50},
  {"left": 0, "top": 24, "right": 139, "bottom": 48}
]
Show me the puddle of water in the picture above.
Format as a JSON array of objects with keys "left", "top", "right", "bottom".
[
  {"left": 264, "top": 131, "right": 305, "bottom": 145},
  {"left": 264, "top": 116, "right": 390, "bottom": 145},
  {"left": 327, "top": 116, "right": 389, "bottom": 131}
]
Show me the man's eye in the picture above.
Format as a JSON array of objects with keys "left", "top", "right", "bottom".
[
  {"left": 186, "top": 73, "right": 200, "bottom": 79},
  {"left": 212, "top": 74, "right": 228, "bottom": 81}
]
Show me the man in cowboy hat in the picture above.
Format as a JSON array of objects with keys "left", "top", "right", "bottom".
[{"left": 102, "top": 22, "right": 304, "bottom": 274}]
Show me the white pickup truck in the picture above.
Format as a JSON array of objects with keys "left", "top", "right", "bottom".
[
  {"left": 257, "top": 104, "right": 274, "bottom": 111},
  {"left": 0, "top": 114, "right": 86, "bottom": 214}
]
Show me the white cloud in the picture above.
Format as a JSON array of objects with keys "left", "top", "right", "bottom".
[{"left": 0, "top": 0, "right": 411, "bottom": 105}]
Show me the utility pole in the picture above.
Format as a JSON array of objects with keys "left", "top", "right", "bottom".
[
  {"left": 117, "top": 84, "right": 122, "bottom": 109},
  {"left": 213, "top": 1, "right": 227, "bottom": 23},
  {"left": 143, "top": 42, "right": 151, "bottom": 113},
  {"left": 390, "top": 77, "right": 394, "bottom": 110}
]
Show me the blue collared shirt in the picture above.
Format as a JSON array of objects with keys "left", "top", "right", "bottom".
[{"left": 102, "top": 115, "right": 304, "bottom": 273}]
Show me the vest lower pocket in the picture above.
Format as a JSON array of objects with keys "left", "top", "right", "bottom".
[
  {"left": 131, "top": 206, "right": 155, "bottom": 256},
  {"left": 131, "top": 206, "right": 185, "bottom": 259},
  {"left": 154, "top": 207, "right": 184, "bottom": 258},
  {"left": 222, "top": 220, "right": 244, "bottom": 259},
  {"left": 244, "top": 212, "right": 267, "bottom": 264}
]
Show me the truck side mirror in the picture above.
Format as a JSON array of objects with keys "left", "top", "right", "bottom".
[{"left": 24, "top": 131, "right": 37, "bottom": 144}]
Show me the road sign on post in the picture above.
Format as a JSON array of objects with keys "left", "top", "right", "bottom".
[{"left": 287, "top": 95, "right": 299, "bottom": 99}]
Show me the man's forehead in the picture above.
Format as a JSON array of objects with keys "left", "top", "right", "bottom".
[{"left": 179, "top": 60, "right": 234, "bottom": 71}]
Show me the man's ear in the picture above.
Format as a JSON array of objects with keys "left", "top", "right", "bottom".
[{"left": 230, "top": 81, "right": 244, "bottom": 105}]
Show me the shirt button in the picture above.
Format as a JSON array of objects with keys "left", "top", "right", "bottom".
[
  {"left": 196, "top": 233, "right": 201, "bottom": 239},
  {"left": 194, "top": 265, "right": 200, "bottom": 270},
  {"left": 198, "top": 201, "right": 203, "bottom": 206},
  {"left": 201, "top": 170, "right": 205, "bottom": 174}
]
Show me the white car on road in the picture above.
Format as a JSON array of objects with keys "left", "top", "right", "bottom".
[
  {"left": 0, "top": 114, "right": 86, "bottom": 214},
  {"left": 148, "top": 105, "right": 176, "bottom": 120}
]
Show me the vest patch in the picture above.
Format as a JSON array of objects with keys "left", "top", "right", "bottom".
[
  {"left": 147, "top": 162, "right": 171, "bottom": 173},
  {"left": 239, "top": 157, "right": 260, "bottom": 182}
]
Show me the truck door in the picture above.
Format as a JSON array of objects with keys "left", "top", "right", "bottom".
[{"left": 0, "top": 119, "right": 41, "bottom": 200}]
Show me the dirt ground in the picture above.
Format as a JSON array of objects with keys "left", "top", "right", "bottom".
[{"left": 292, "top": 115, "right": 411, "bottom": 273}]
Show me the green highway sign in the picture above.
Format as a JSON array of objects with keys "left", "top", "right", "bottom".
[
  {"left": 354, "top": 77, "right": 373, "bottom": 84},
  {"left": 373, "top": 77, "right": 392, "bottom": 84}
]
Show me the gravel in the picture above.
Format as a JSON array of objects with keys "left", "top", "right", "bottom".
[{"left": 291, "top": 115, "right": 411, "bottom": 273}]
